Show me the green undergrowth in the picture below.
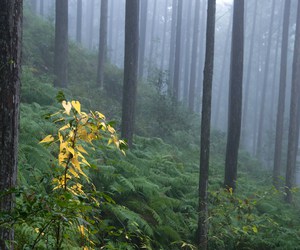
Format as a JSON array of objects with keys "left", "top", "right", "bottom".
[{"left": 14, "top": 6, "right": 300, "bottom": 250}]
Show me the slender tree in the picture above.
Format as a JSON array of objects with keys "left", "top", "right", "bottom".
[
  {"left": 285, "top": 0, "right": 300, "bottom": 204},
  {"left": 160, "top": 0, "right": 169, "bottom": 71},
  {"left": 273, "top": 0, "right": 291, "bottom": 188},
  {"left": 54, "top": 0, "right": 68, "bottom": 88},
  {"left": 168, "top": 0, "right": 177, "bottom": 89},
  {"left": 97, "top": 0, "right": 108, "bottom": 87},
  {"left": 172, "top": 0, "right": 183, "bottom": 100},
  {"left": 188, "top": 0, "right": 201, "bottom": 112},
  {"left": 121, "top": 0, "right": 139, "bottom": 147},
  {"left": 256, "top": 0, "right": 276, "bottom": 159},
  {"left": 0, "top": 1, "right": 22, "bottom": 248},
  {"left": 148, "top": 0, "right": 157, "bottom": 73},
  {"left": 88, "top": 0, "right": 95, "bottom": 50},
  {"left": 224, "top": 0, "right": 244, "bottom": 191},
  {"left": 138, "top": 0, "right": 148, "bottom": 78},
  {"left": 76, "top": 0, "right": 82, "bottom": 44},
  {"left": 241, "top": 0, "right": 257, "bottom": 144},
  {"left": 197, "top": 0, "right": 216, "bottom": 248}
]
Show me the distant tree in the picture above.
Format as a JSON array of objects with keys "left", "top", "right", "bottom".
[
  {"left": 224, "top": 0, "right": 244, "bottom": 191},
  {"left": 148, "top": 0, "right": 157, "bottom": 74},
  {"left": 188, "top": 0, "right": 201, "bottom": 112},
  {"left": 0, "top": 1, "right": 22, "bottom": 248},
  {"left": 31, "top": 0, "right": 37, "bottom": 12},
  {"left": 285, "top": 0, "right": 300, "bottom": 204},
  {"left": 121, "top": 0, "right": 139, "bottom": 147},
  {"left": 241, "top": 0, "right": 257, "bottom": 143},
  {"left": 138, "top": 0, "right": 148, "bottom": 78},
  {"left": 256, "top": 0, "right": 276, "bottom": 159},
  {"left": 182, "top": 0, "right": 193, "bottom": 103},
  {"left": 97, "top": 0, "right": 108, "bottom": 87},
  {"left": 168, "top": 0, "right": 177, "bottom": 89},
  {"left": 197, "top": 0, "right": 216, "bottom": 248},
  {"left": 273, "top": 0, "right": 291, "bottom": 189},
  {"left": 172, "top": 0, "right": 183, "bottom": 100},
  {"left": 160, "top": 0, "right": 169, "bottom": 71},
  {"left": 88, "top": 0, "right": 95, "bottom": 50},
  {"left": 54, "top": 0, "right": 68, "bottom": 88},
  {"left": 39, "top": 0, "right": 44, "bottom": 16},
  {"left": 76, "top": 0, "right": 82, "bottom": 44}
]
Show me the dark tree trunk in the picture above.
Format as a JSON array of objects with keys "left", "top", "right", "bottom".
[
  {"left": 0, "top": 1, "right": 22, "bottom": 249},
  {"left": 172, "top": 0, "right": 183, "bottom": 101},
  {"left": 97, "top": 0, "right": 108, "bottom": 87},
  {"left": 256, "top": 0, "right": 276, "bottom": 159},
  {"left": 121, "top": 0, "right": 139, "bottom": 148},
  {"left": 285, "top": 0, "right": 300, "bottom": 204},
  {"left": 138, "top": 0, "right": 148, "bottom": 78},
  {"left": 168, "top": 0, "right": 177, "bottom": 90},
  {"left": 197, "top": 1, "right": 216, "bottom": 248},
  {"left": 76, "top": 0, "right": 82, "bottom": 44},
  {"left": 241, "top": 0, "right": 257, "bottom": 144},
  {"left": 273, "top": 0, "right": 291, "bottom": 188},
  {"left": 188, "top": 0, "right": 201, "bottom": 112},
  {"left": 54, "top": 0, "right": 68, "bottom": 88},
  {"left": 224, "top": 0, "right": 244, "bottom": 191}
]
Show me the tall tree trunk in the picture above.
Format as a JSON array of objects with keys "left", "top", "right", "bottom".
[
  {"left": 148, "top": 0, "right": 157, "bottom": 75},
  {"left": 54, "top": 0, "right": 68, "bottom": 88},
  {"left": 31, "top": 0, "right": 37, "bottom": 12},
  {"left": 0, "top": 1, "right": 22, "bottom": 249},
  {"left": 97, "top": 0, "right": 108, "bottom": 87},
  {"left": 138, "top": 0, "right": 148, "bottom": 78},
  {"left": 39, "top": 0, "right": 44, "bottom": 16},
  {"left": 172, "top": 0, "right": 183, "bottom": 101},
  {"left": 107, "top": 0, "right": 114, "bottom": 59},
  {"left": 241, "top": 0, "right": 258, "bottom": 145},
  {"left": 76, "top": 0, "right": 82, "bottom": 44},
  {"left": 285, "top": 0, "right": 300, "bottom": 204},
  {"left": 273, "top": 0, "right": 291, "bottom": 188},
  {"left": 188, "top": 0, "right": 201, "bottom": 112},
  {"left": 182, "top": 0, "right": 193, "bottom": 104},
  {"left": 256, "top": 0, "right": 276, "bottom": 159},
  {"left": 197, "top": 1, "right": 216, "bottom": 248},
  {"left": 168, "top": 0, "right": 177, "bottom": 90},
  {"left": 121, "top": 0, "right": 139, "bottom": 148},
  {"left": 160, "top": 0, "right": 169, "bottom": 71},
  {"left": 224, "top": 0, "right": 244, "bottom": 191}
]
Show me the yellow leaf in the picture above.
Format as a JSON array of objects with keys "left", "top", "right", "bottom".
[
  {"left": 59, "top": 124, "right": 70, "bottom": 131},
  {"left": 62, "top": 100, "right": 72, "bottom": 115},
  {"left": 66, "top": 146, "right": 75, "bottom": 156},
  {"left": 107, "top": 125, "right": 116, "bottom": 134},
  {"left": 71, "top": 100, "right": 81, "bottom": 114},
  {"left": 40, "top": 135, "right": 54, "bottom": 143},
  {"left": 76, "top": 145, "right": 88, "bottom": 155},
  {"left": 95, "top": 111, "right": 105, "bottom": 119},
  {"left": 252, "top": 226, "right": 258, "bottom": 233},
  {"left": 69, "top": 166, "right": 80, "bottom": 179}
]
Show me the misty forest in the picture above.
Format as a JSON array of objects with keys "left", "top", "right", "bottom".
[{"left": 2, "top": 0, "right": 300, "bottom": 249}]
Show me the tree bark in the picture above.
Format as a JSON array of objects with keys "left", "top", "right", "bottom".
[
  {"left": 197, "top": 1, "right": 216, "bottom": 248},
  {"left": 0, "top": 1, "right": 22, "bottom": 249},
  {"left": 97, "top": 0, "right": 108, "bottom": 87},
  {"left": 54, "top": 0, "right": 68, "bottom": 88},
  {"left": 285, "top": 0, "right": 300, "bottom": 203},
  {"left": 168, "top": 0, "right": 177, "bottom": 91},
  {"left": 121, "top": 0, "right": 139, "bottom": 148},
  {"left": 273, "top": 0, "right": 291, "bottom": 188},
  {"left": 224, "top": 0, "right": 244, "bottom": 191}
]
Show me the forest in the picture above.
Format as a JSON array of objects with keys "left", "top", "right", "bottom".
[{"left": 1, "top": 0, "right": 300, "bottom": 249}]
